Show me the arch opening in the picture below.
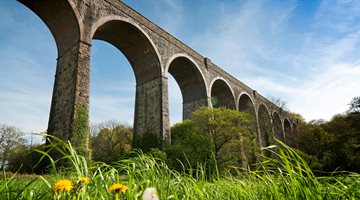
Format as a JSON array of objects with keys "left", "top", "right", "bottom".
[
  {"left": 89, "top": 40, "right": 135, "bottom": 127},
  {"left": 93, "top": 20, "right": 161, "bottom": 85},
  {"left": 91, "top": 19, "right": 163, "bottom": 150},
  {"left": 283, "top": 118, "right": 292, "bottom": 142},
  {"left": 258, "top": 104, "right": 272, "bottom": 152},
  {"left": 19, "top": 0, "right": 80, "bottom": 56},
  {"left": 238, "top": 93, "right": 257, "bottom": 164},
  {"left": 90, "top": 40, "right": 135, "bottom": 163},
  {"left": 273, "top": 112, "right": 285, "bottom": 142},
  {"left": 167, "top": 57, "right": 208, "bottom": 121},
  {"left": 210, "top": 79, "right": 235, "bottom": 109}
]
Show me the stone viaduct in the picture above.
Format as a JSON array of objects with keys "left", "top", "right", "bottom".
[{"left": 19, "top": 0, "right": 296, "bottom": 155}]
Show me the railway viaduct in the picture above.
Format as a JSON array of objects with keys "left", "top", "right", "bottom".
[{"left": 19, "top": 0, "right": 296, "bottom": 155}]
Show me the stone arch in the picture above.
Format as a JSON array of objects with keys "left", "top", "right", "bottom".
[
  {"left": 272, "top": 112, "right": 285, "bottom": 142},
  {"left": 165, "top": 54, "right": 208, "bottom": 120},
  {"left": 90, "top": 16, "right": 166, "bottom": 149},
  {"left": 19, "top": 0, "right": 82, "bottom": 56},
  {"left": 209, "top": 78, "right": 236, "bottom": 109},
  {"left": 238, "top": 93, "right": 257, "bottom": 164},
  {"left": 258, "top": 104, "right": 272, "bottom": 150},
  {"left": 283, "top": 118, "right": 292, "bottom": 141},
  {"left": 238, "top": 93, "right": 255, "bottom": 114},
  {"left": 90, "top": 16, "right": 162, "bottom": 84},
  {"left": 238, "top": 93, "right": 257, "bottom": 134}
]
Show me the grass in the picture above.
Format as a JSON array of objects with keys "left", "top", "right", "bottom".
[{"left": 1, "top": 138, "right": 359, "bottom": 200}]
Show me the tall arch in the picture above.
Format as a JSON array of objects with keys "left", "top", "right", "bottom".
[
  {"left": 283, "top": 118, "right": 292, "bottom": 142},
  {"left": 19, "top": 0, "right": 91, "bottom": 157},
  {"left": 90, "top": 17, "right": 165, "bottom": 150},
  {"left": 209, "top": 78, "right": 236, "bottom": 109},
  {"left": 258, "top": 104, "right": 272, "bottom": 150},
  {"left": 91, "top": 19, "right": 162, "bottom": 85},
  {"left": 238, "top": 93, "right": 257, "bottom": 164},
  {"left": 273, "top": 112, "right": 285, "bottom": 142},
  {"left": 166, "top": 55, "right": 208, "bottom": 120}
]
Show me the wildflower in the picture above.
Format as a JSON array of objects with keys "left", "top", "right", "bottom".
[
  {"left": 53, "top": 179, "right": 73, "bottom": 193},
  {"left": 142, "top": 187, "right": 159, "bottom": 200},
  {"left": 108, "top": 183, "right": 128, "bottom": 194},
  {"left": 78, "top": 177, "right": 90, "bottom": 185}
]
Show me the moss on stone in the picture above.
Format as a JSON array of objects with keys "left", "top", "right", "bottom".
[{"left": 70, "top": 104, "right": 91, "bottom": 159}]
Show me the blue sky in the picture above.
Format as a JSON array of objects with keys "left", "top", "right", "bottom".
[{"left": 0, "top": 0, "right": 359, "bottom": 134}]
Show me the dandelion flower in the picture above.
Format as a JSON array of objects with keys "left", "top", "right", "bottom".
[
  {"left": 78, "top": 177, "right": 90, "bottom": 185},
  {"left": 108, "top": 183, "right": 128, "bottom": 193},
  {"left": 53, "top": 179, "right": 73, "bottom": 193}
]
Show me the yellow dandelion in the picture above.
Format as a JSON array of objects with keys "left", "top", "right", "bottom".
[
  {"left": 78, "top": 177, "right": 90, "bottom": 185},
  {"left": 53, "top": 179, "right": 73, "bottom": 193},
  {"left": 108, "top": 183, "right": 128, "bottom": 194}
]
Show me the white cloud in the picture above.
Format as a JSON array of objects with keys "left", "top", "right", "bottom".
[
  {"left": 188, "top": 0, "right": 359, "bottom": 122},
  {"left": 290, "top": 63, "right": 359, "bottom": 121}
]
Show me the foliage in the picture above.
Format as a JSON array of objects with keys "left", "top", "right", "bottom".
[
  {"left": 6, "top": 144, "right": 41, "bottom": 174},
  {"left": 165, "top": 120, "right": 213, "bottom": 173},
  {"left": 288, "top": 97, "right": 360, "bottom": 173},
  {"left": 322, "top": 113, "right": 360, "bottom": 172},
  {"left": 192, "top": 107, "right": 255, "bottom": 170},
  {"left": 0, "top": 124, "right": 25, "bottom": 170},
  {"left": 347, "top": 96, "right": 360, "bottom": 113},
  {"left": 290, "top": 112, "right": 306, "bottom": 124},
  {"left": 91, "top": 121, "right": 132, "bottom": 164},
  {"left": 133, "top": 130, "right": 160, "bottom": 153}
]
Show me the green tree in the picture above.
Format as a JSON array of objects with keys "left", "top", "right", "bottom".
[
  {"left": 0, "top": 124, "right": 25, "bottom": 170},
  {"left": 192, "top": 107, "right": 254, "bottom": 170},
  {"left": 290, "top": 112, "right": 306, "bottom": 124},
  {"left": 165, "top": 120, "right": 212, "bottom": 172},
  {"left": 347, "top": 96, "right": 360, "bottom": 113},
  {"left": 6, "top": 144, "right": 45, "bottom": 173},
  {"left": 322, "top": 113, "right": 360, "bottom": 172},
  {"left": 91, "top": 121, "right": 132, "bottom": 163}
]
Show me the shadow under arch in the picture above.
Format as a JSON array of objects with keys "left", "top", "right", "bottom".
[
  {"left": 90, "top": 17, "right": 165, "bottom": 150},
  {"left": 283, "top": 117, "right": 292, "bottom": 142},
  {"left": 238, "top": 93, "right": 258, "bottom": 164},
  {"left": 238, "top": 93, "right": 256, "bottom": 115},
  {"left": 19, "top": 0, "right": 81, "bottom": 57},
  {"left": 209, "top": 78, "right": 236, "bottom": 109},
  {"left": 90, "top": 18, "right": 162, "bottom": 84},
  {"left": 273, "top": 112, "right": 285, "bottom": 142},
  {"left": 258, "top": 104, "right": 272, "bottom": 154},
  {"left": 166, "top": 54, "right": 208, "bottom": 120}
]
